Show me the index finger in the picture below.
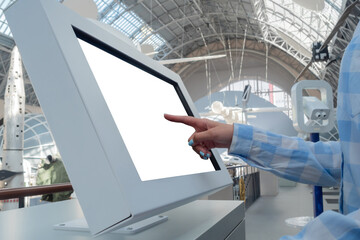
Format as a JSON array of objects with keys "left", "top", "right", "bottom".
[{"left": 164, "top": 114, "right": 204, "bottom": 129}]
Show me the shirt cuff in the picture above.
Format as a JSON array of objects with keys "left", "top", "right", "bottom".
[{"left": 228, "top": 123, "right": 254, "bottom": 158}]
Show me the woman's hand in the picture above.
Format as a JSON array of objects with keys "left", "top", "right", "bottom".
[{"left": 164, "top": 114, "right": 234, "bottom": 160}]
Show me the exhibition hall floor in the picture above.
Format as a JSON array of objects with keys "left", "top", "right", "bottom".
[{"left": 245, "top": 183, "right": 340, "bottom": 240}]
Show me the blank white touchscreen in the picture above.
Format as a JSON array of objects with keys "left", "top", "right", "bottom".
[{"left": 78, "top": 39, "right": 215, "bottom": 181}]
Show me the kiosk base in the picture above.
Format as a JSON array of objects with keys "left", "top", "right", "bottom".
[
  {"left": 0, "top": 199, "right": 245, "bottom": 240},
  {"left": 54, "top": 215, "right": 168, "bottom": 234}
]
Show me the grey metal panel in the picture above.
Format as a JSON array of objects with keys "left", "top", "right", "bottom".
[
  {"left": 226, "top": 219, "right": 246, "bottom": 240},
  {"left": 198, "top": 200, "right": 245, "bottom": 240},
  {"left": 0, "top": 199, "right": 245, "bottom": 240}
]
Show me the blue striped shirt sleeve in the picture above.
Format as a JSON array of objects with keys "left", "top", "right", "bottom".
[{"left": 228, "top": 123, "right": 342, "bottom": 187}]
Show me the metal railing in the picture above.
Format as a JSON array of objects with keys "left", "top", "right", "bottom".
[{"left": 0, "top": 183, "right": 73, "bottom": 200}]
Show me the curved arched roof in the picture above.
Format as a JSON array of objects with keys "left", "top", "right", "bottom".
[
  {"left": 0, "top": 0, "right": 357, "bottom": 105},
  {"left": 0, "top": 0, "right": 343, "bottom": 68},
  {"left": 92, "top": 0, "right": 344, "bottom": 78}
]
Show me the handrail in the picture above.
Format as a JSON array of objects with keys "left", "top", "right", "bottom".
[{"left": 0, "top": 183, "right": 73, "bottom": 200}]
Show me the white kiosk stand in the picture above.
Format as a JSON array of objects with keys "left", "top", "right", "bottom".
[
  {"left": 4, "top": 0, "right": 243, "bottom": 238},
  {"left": 287, "top": 80, "right": 334, "bottom": 228}
]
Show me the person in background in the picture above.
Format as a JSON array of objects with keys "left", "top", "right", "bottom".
[
  {"left": 164, "top": 21, "right": 360, "bottom": 240},
  {"left": 36, "top": 154, "right": 73, "bottom": 202}
]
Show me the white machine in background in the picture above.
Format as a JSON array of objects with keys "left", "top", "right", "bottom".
[
  {"left": 289, "top": 79, "right": 335, "bottom": 226},
  {"left": 0, "top": 46, "right": 26, "bottom": 211},
  {"left": 291, "top": 80, "right": 334, "bottom": 134},
  {"left": 201, "top": 85, "right": 290, "bottom": 125}
]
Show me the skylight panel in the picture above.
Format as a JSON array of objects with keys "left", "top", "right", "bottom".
[
  {"left": 0, "top": 0, "right": 14, "bottom": 36},
  {"left": 112, "top": 19, "right": 139, "bottom": 36},
  {"left": 264, "top": 0, "right": 345, "bottom": 54},
  {"left": 95, "top": 0, "right": 166, "bottom": 51},
  {"left": 0, "top": 0, "right": 12, "bottom": 9},
  {"left": 95, "top": 0, "right": 114, "bottom": 14},
  {"left": 141, "top": 33, "right": 166, "bottom": 50},
  {"left": 102, "top": 5, "right": 126, "bottom": 24}
]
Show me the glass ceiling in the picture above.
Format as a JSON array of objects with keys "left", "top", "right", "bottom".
[
  {"left": 0, "top": 0, "right": 346, "bottom": 56},
  {"left": 0, "top": 0, "right": 15, "bottom": 36},
  {"left": 0, "top": 0, "right": 167, "bottom": 50},
  {"left": 264, "top": 0, "right": 343, "bottom": 52},
  {"left": 95, "top": 0, "right": 166, "bottom": 50}
]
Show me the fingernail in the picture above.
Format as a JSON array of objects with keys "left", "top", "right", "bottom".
[
  {"left": 206, "top": 153, "right": 210, "bottom": 158},
  {"left": 200, "top": 151, "right": 205, "bottom": 157},
  {"left": 202, "top": 156, "right": 208, "bottom": 160},
  {"left": 188, "top": 139, "right": 194, "bottom": 146}
]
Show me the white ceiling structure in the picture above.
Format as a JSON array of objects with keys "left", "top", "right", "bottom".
[{"left": 0, "top": 0, "right": 357, "bottom": 107}]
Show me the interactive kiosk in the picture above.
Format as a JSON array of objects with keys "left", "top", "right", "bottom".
[{"left": 4, "top": 0, "right": 244, "bottom": 238}]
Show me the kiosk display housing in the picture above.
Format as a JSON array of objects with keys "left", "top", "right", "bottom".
[{"left": 5, "top": 0, "right": 232, "bottom": 236}]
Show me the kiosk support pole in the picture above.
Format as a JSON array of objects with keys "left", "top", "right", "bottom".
[{"left": 310, "top": 132, "right": 323, "bottom": 217}]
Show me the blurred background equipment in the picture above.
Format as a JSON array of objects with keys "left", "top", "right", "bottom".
[{"left": 0, "top": 46, "right": 25, "bottom": 210}]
